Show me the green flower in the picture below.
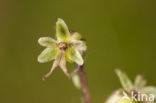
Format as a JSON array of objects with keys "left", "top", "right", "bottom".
[
  {"left": 106, "top": 69, "right": 156, "bottom": 103},
  {"left": 38, "top": 18, "right": 86, "bottom": 80},
  {"left": 115, "top": 69, "right": 156, "bottom": 97}
]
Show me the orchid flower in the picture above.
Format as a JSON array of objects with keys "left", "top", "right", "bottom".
[
  {"left": 106, "top": 69, "right": 156, "bottom": 103},
  {"left": 38, "top": 18, "right": 86, "bottom": 80}
]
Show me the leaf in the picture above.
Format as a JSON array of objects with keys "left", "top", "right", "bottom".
[
  {"left": 141, "top": 86, "right": 156, "bottom": 98},
  {"left": 65, "top": 48, "right": 84, "bottom": 65},
  {"left": 134, "top": 75, "right": 146, "bottom": 90},
  {"left": 115, "top": 69, "right": 133, "bottom": 92},
  {"left": 56, "top": 18, "right": 70, "bottom": 42},
  {"left": 38, "top": 37, "right": 57, "bottom": 47},
  {"left": 38, "top": 47, "right": 59, "bottom": 63}
]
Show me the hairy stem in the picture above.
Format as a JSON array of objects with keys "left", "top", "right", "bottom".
[{"left": 76, "top": 64, "right": 92, "bottom": 103}]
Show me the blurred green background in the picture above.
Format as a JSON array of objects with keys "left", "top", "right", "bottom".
[{"left": 0, "top": 0, "right": 156, "bottom": 103}]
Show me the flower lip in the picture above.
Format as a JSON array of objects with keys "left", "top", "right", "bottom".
[{"left": 59, "top": 42, "right": 68, "bottom": 51}]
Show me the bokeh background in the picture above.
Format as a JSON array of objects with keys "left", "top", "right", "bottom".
[{"left": 0, "top": 0, "right": 156, "bottom": 103}]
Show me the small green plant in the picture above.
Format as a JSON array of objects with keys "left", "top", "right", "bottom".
[
  {"left": 37, "top": 19, "right": 155, "bottom": 103},
  {"left": 38, "top": 18, "right": 86, "bottom": 79},
  {"left": 38, "top": 18, "right": 91, "bottom": 103},
  {"left": 106, "top": 69, "right": 156, "bottom": 103}
]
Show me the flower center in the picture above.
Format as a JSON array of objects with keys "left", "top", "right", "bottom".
[{"left": 59, "top": 42, "right": 68, "bottom": 51}]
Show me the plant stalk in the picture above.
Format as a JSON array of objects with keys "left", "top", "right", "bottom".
[{"left": 76, "top": 64, "right": 92, "bottom": 103}]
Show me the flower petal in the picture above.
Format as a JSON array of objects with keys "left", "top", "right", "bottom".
[
  {"left": 115, "top": 69, "right": 133, "bottom": 92},
  {"left": 38, "top": 37, "right": 57, "bottom": 47},
  {"left": 38, "top": 47, "right": 59, "bottom": 63},
  {"left": 71, "top": 32, "right": 82, "bottom": 40},
  {"left": 59, "top": 53, "right": 70, "bottom": 78},
  {"left": 42, "top": 51, "right": 62, "bottom": 80},
  {"left": 66, "top": 48, "right": 84, "bottom": 65},
  {"left": 71, "top": 40, "right": 87, "bottom": 54},
  {"left": 56, "top": 18, "right": 70, "bottom": 42},
  {"left": 140, "top": 86, "right": 156, "bottom": 98},
  {"left": 134, "top": 75, "right": 146, "bottom": 90}
]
